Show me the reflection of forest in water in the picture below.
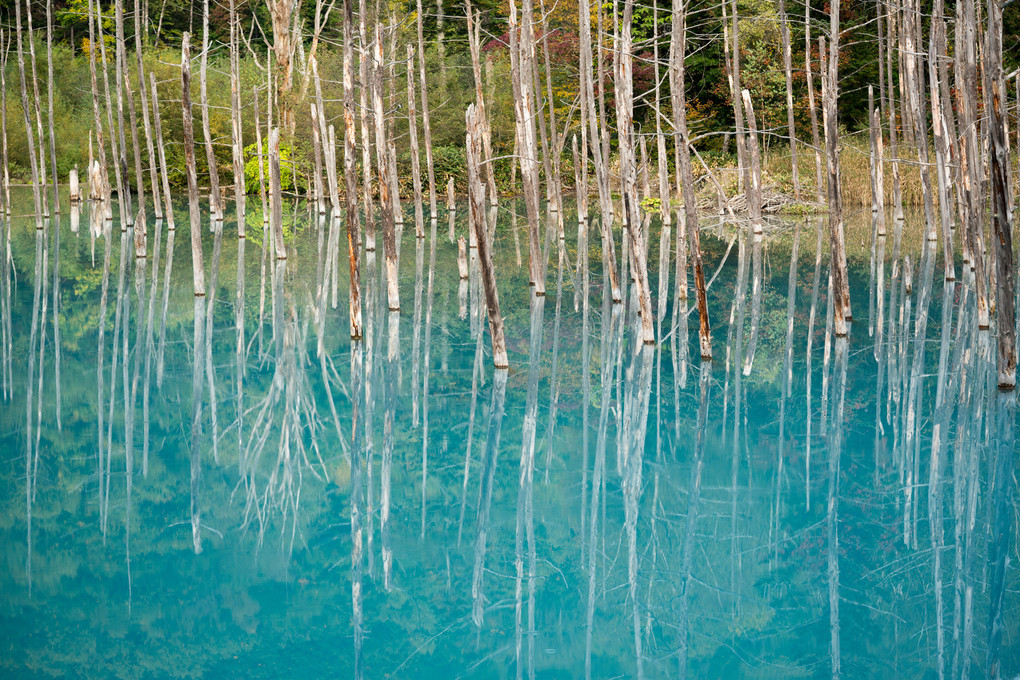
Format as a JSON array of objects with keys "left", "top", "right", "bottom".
[{"left": 0, "top": 194, "right": 1016, "bottom": 679}]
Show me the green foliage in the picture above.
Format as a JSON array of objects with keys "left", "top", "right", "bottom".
[
  {"left": 639, "top": 196, "right": 662, "bottom": 214},
  {"left": 429, "top": 145, "right": 467, "bottom": 185},
  {"left": 243, "top": 142, "right": 301, "bottom": 194}
]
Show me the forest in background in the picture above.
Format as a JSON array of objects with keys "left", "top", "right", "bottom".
[{"left": 1, "top": 0, "right": 1017, "bottom": 202}]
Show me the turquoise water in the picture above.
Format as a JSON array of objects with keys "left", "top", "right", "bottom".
[{"left": 0, "top": 192, "right": 1016, "bottom": 679}]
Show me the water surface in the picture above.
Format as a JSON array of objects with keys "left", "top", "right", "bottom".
[{"left": 0, "top": 193, "right": 1016, "bottom": 679}]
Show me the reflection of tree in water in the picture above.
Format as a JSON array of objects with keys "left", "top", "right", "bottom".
[{"left": 237, "top": 296, "right": 330, "bottom": 553}]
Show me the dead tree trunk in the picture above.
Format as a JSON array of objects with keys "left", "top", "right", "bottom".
[
  {"left": 805, "top": 2, "right": 824, "bottom": 203},
  {"left": 343, "top": 0, "right": 362, "bottom": 338},
  {"left": 267, "top": 0, "right": 296, "bottom": 133},
  {"left": 723, "top": 0, "right": 747, "bottom": 193},
  {"left": 821, "top": 34, "right": 850, "bottom": 336},
  {"left": 44, "top": 0, "right": 58, "bottom": 214},
  {"left": 269, "top": 127, "right": 286, "bottom": 260},
  {"left": 150, "top": 73, "right": 175, "bottom": 229},
  {"left": 779, "top": 0, "right": 799, "bottom": 200},
  {"left": 228, "top": 0, "right": 245, "bottom": 231},
  {"left": 928, "top": 21, "right": 954, "bottom": 280},
  {"left": 200, "top": 0, "right": 221, "bottom": 220},
  {"left": 670, "top": 0, "right": 710, "bottom": 359},
  {"left": 465, "top": 2, "right": 499, "bottom": 207},
  {"left": 617, "top": 0, "right": 654, "bottom": 343},
  {"left": 579, "top": 0, "right": 619, "bottom": 301},
  {"left": 13, "top": 0, "right": 43, "bottom": 228},
  {"left": 741, "top": 90, "right": 763, "bottom": 235},
  {"left": 407, "top": 46, "right": 425, "bottom": 239},
  {"left": 886, "top": 0, "right": 904, "bottom": 221},
  {"left": 869, "top": 87, "right": 886, "bottom": 238},
  {"left": 134, "top": 0, "right": 161, "bottom": 220},
  {"left": 987, "top": 0, "right": 1016, "bottom": 389},
  {"left": 508, "top": 0, "right": 545, "bottom": 295},
  {"left": 113, "top": 0, "right": 144, "bottom": 228},
  {"left": 467, "top": 104, "right": 508, "bottom": 368},
  {"left": 373, "top": 25, "right": 398, "bottom": 311},
  {"left": 414, "top": 0, "right": 438, "bottom": 219},
  {"left": 902, "top": 0, "right": 936, "bottom": 242},
  {"left": 181, "top": 33, "right": 205, "bottom": 295},
  {"left": 958, "top": 0, "right": 990, "bottom": 327}
]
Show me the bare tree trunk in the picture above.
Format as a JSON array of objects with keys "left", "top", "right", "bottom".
[
  {"left": 1, "top": 31, "right": 13, "bottom": 215},
  {"left": 723, "top": 0, "right": 747, "bottom": 193},
  {"left": 372, "top": 25, "right": 398, "bottom": 311},
  {"left": 358, "top": 4, "right": 375, "bottom": 250},
  {"left": 269, "top": 127, "right": 286, "bottom": 260},
  {"left": 311, "top": 58, "right": 339, "bottom": 214},
  {"left": 928, "top": 15, "right": 955, "bottom": 280},
  {"left": 23, "top": 0, "right": 49, "bottom": 221},
  {"left": 113, "top": 0, "right": 144, "bottom": 229},
  {"left": 821, "top": 34, "right": 850, "bottom": 336},
  {"left": 96, "top": 0, "right": 125, "bottom": 225},
  {"left": 150, "top": 73, "right": 175, "bottom": 229},
  {"left": 310, "top": 101, "right": 326, "bottom": 214},
  {"left": 181, "top": 34, "right": 205, "bottom": 295},
  {"left": 670, "top": 0, "right": 710, "bottom": 358},
  {"left": 467, "top": 104, "right": 508, "bottom": 368},
  {"left": 267, "top": 0, "right": 296, "bottom": 132},
  {"left": 653, "top": 0, "right": 670, "bottom": 226},
  {"left": 45, "top": 0, "right": 58, "bottom": 214},
  {"left": 869, "top": 87, "right": 886, "bottom": 238},
  {"left": 509, "top": 0, "right": 545, "bottom": 295},
  {"left": 958, "top": 0, "right": 990, "bottom": 327},
  {"left": 538, "top": 0, "right": 564, "bottom": 218},
  {"left": 343, "top": 0, "right": 362, "bottom": 338},
  {"left": 902, "top": 0, "right": 936, "bottom": 241},
  {"left": 616, "top": 0, "right": 654, "bottom": 343},
  {"left": 778, "top": 0, "right": 799, "bottom": 200},
  {"left": 414, "top": 0, "right": 438, "bottom": 219},
  {"left": 199, "top": 0, "right": 221, "bottom": 220},
  {"left": 741, "top": 90, "right": 763, "bottom": 235},
  {"left": 987, "top": 0, "right": 1016, "bottom": 389},
  {"left": 805, "top": 2, "right": 824, "bottom": 203},
  {"left": 465, "top": 1, "right": 499, "bottom": 207},
  {"left": 579, "top": 0, "right": 619, "bottom": 301},
  {"left": 407, "top": 47, "right": 424, "bottom": 239},
  {"left": 13, "top": 0, "right": 43, "bottom": 229},
  {"left": 887, "top": 0, "right": 904, "bottom": 220},
  {"left": 228, "top": 0, "right": 245, "bottom": 230}
]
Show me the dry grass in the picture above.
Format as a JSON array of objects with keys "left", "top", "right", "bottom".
[{"left": 762, "top": 130, "right": 928, "bottom": 207}]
